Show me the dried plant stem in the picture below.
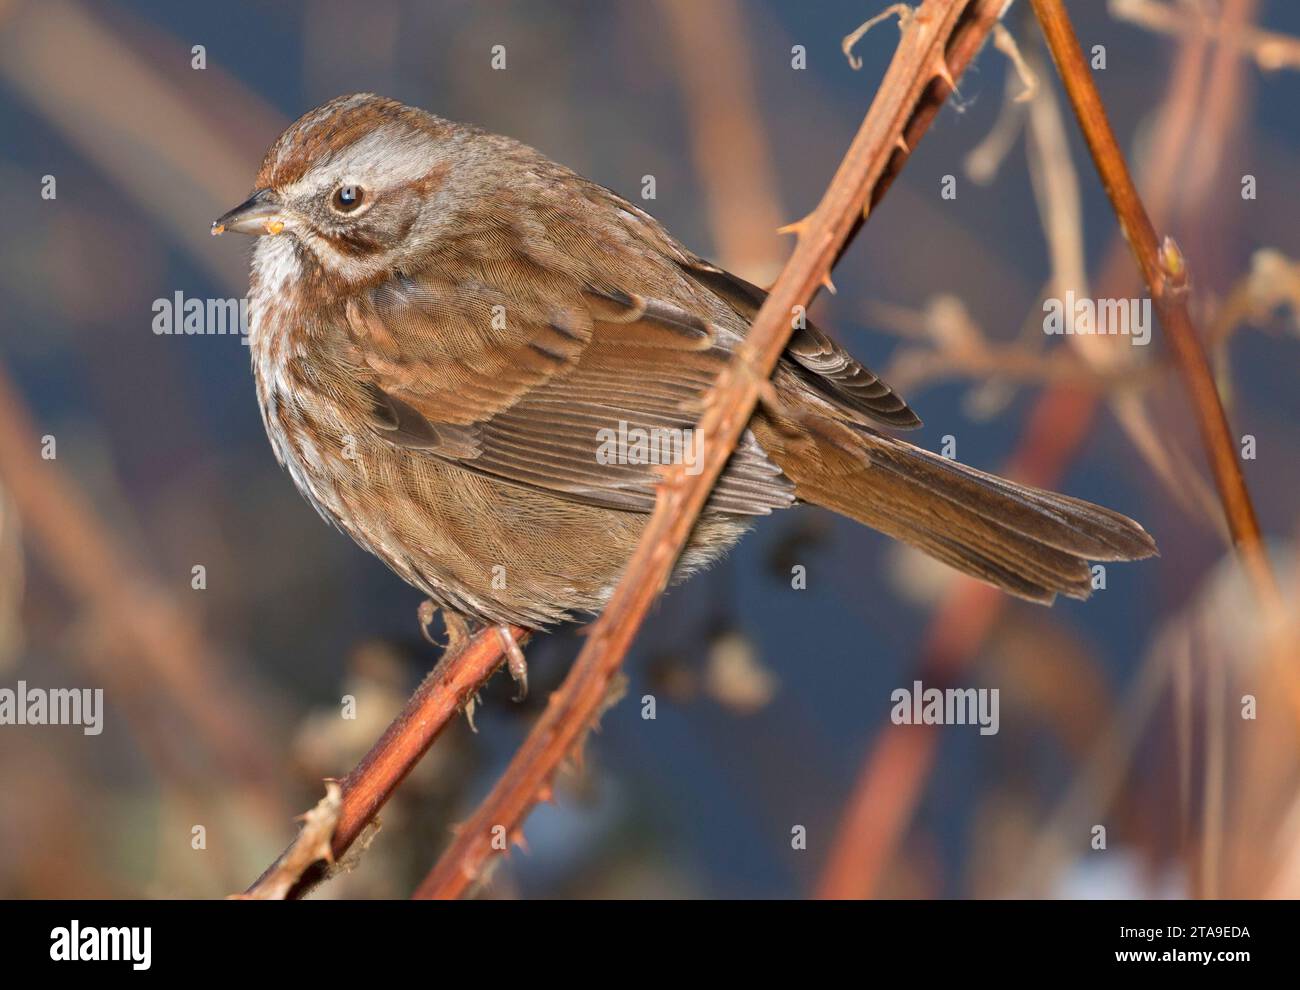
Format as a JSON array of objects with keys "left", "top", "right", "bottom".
[
  {"left": 660, "top": 0, "right": 786, "bottom": 279},
  {"left": 413, "top": 0, "right": 1007, "bottom": 901},
  {"left": 1028, "top": 0, "right": 1280, "bottom": 610},
  {"left": 245, "top": 623, "right": 528, "bottom": 899},
  {"left": 1111, "top": 0, "right": 1300, "bottom": 73}
]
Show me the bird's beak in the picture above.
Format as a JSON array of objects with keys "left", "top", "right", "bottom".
[{"left": 211, "top": 188, "right": 285, "bottom": 237}]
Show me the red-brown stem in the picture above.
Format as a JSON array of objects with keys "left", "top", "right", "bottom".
[
  {"left": 413, "top": 0, "right": 1007, "bottom": 901},
  {"left": 246, "top": 623, "right": 527, "bottom": 899},
  {"left": 1028, "top": 0, "right": 1279, "bottom": 608}
]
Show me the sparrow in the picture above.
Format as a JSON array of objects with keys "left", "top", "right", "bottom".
[{"left": 213, "top": 93, "right": 1156, "bottom": 662}]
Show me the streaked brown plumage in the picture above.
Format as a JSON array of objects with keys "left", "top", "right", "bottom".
[{"left": 213, "top": 93, "right": 1156, "bottom": 632}]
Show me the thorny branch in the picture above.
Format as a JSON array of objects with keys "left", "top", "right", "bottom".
[
  {"left": 245, "top": 623, "right": 529, "bottom": 899},
  {"left": 412, "top": 0, "right": 1008, "bottom": 900},
  {"left": 239, "top": 782, "right": 342, "bottom": 900}
]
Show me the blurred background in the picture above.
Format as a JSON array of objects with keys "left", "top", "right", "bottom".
[{"left": 0, "top": 0, "right": 1297, "bottom": 899}]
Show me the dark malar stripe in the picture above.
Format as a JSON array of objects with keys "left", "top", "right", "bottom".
[{"left": 325, "top": 228, "right": 386, "bottom": 257}]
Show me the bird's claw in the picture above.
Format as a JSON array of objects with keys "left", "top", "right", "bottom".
[
  {"left": 419, "top": 601, "right": 473, "bottom": 654},
  {"left": 418, "top": 600, "right": 438, "bottom": 646},
  {"left": 496, "top": 625, "right": 528, "bottom": 702}
]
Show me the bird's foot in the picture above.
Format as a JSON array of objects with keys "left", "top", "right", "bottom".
[
  {"left": 496, "top": 625, "right": 528, "bottom": 702},
  {"left": 418, "top": 600, "right": 473, "bottom": 653}
]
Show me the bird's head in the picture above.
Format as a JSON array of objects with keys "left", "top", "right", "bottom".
[{"left": 212, "top": 93, "right": 481, "bottom": 289}]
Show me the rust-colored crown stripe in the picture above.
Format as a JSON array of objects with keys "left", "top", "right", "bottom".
[{"left": 255, "top": 93, "right": 449, "bottom": 189}]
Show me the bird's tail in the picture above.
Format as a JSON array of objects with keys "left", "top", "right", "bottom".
[{"left": 759, "top": 416, "right": 1157, "bottom": 604}]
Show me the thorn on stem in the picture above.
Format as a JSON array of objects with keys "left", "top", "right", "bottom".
[
  {"left": 934, "top": 57, "right": 957, "bottom": 92},
  {"left": 756, "top": 378, "right": 782, "bottom": 415}
]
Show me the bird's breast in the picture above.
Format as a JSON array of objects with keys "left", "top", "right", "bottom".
[{"left": 247, "top": 246, "right": 360, "bottom": 535}]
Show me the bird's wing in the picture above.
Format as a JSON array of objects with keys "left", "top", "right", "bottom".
[
  {"left": 344, "top": 268, "right": 795, "bottom": 515},
  {"left": 683, "top": 260, "right": 922, "bottom": 430}
]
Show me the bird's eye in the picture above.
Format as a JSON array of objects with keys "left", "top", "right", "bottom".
[{"left": 331, "top": 184, "right": 366, "bottom": 213}]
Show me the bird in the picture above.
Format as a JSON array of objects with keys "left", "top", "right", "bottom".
[{"left": 212, "top": 93, "right": 1156, "bottom": 686}]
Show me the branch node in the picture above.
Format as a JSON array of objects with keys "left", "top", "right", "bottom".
[{"left": 1159, "top": 234, "right": 1189, "bottom": 289}]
